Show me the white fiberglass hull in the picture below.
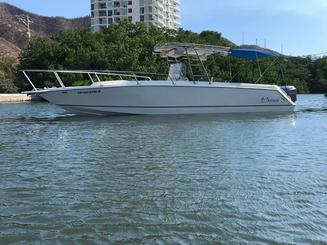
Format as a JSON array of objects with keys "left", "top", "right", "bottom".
[{"left": 28, "top": 81, "right": 295, "bottom": 115}]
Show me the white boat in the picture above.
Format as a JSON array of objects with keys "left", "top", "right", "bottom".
[{"left": 23, "top": 43, "right": 296, "bottom": 116}]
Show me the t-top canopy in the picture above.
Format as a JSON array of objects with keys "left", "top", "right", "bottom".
[
  {"left": 153, "top": 43, "right": 281, "bottom": 61},
  {"left": 230, "top": 48, "right": 280, "bottom": 60},
  {"left": 153, "top": 43, "right": 230, "bottom": 61}
]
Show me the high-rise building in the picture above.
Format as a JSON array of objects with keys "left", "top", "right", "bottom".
[{"left": 91, "top": 0, "right": 181, "bottom": 32}]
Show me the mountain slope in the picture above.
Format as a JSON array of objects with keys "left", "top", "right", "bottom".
[{"left": 0, "top": 2, "right": 90, "bottom": 60}]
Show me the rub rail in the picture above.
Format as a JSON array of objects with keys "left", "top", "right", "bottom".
[{"left": 22, "top": 70, "right": 154, "bottom": 90}]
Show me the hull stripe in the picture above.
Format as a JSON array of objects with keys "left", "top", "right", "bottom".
[{"left": 58, "top": 104, "right": 293, "bottom": 108}]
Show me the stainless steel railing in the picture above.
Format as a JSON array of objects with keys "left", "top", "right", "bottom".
[{"left": 22, "top": 70, "right": 154, "bottom": 90}]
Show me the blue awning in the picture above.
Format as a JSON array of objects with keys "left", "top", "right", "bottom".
[{"left": 230, "top": 49, "right": 280, "bottom": 60}]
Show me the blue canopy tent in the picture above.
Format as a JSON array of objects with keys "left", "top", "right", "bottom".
[
  {"left": 230, "top": 48, "right": 280, "bottom": 60},
  {"left": 226, "top": 48, "right": 282, "bottom": 83}
]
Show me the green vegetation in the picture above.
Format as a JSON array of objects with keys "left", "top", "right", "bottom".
[
  {"left": 0, "top": 55, "right": 18, "bottom": 93},
  {"left": 308, "top": 58, "right": 327, "bottom": 93},
  {"left": 2, "top": 21, "right": 327, "bottom": 93}
]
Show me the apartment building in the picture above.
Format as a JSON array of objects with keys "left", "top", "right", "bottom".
[{"left": 91, "top": 0, "right": 181, "bottom": 32}]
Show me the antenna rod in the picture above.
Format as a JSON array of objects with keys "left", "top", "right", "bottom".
[
  {"left": 27, "top": 15, "right": 31, "bottom": 42},
  {"left": 16, "top": 14, "right": 33, "bottom": 43}
]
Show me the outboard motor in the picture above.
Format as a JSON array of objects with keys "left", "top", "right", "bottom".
[{"left": 281, "top": 85, "right": 297, "bottom": 103}]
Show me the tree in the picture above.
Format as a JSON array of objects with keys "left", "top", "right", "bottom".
[
  {"left": 308, "top": 57, "right": 327, "bottom": 93},
  {"left": 0, "top": 55, "right": 18, "bottom": 93},
  {"left": 14, "top": 21, "right": 327, "bottom": 93}
]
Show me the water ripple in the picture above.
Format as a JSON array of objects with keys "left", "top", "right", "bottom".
[{"left": 0, "top": 95, "right": 327, "bottom": 244}]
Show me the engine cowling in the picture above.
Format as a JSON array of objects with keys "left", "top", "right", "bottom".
[{"left": 281, "top": 85, "right": 297, "bottom": 103}]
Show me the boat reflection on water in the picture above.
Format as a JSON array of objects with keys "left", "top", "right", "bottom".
[{"left": 50, "top": 110, "right": 298, "bottom": 132}]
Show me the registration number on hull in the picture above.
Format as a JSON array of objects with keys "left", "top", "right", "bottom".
[{"left": 77, "top": 90, "right": 102, "bottom": 95}]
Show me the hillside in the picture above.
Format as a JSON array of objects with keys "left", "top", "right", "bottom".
[{"left": 0, "top": 2, "right": 90, "bottom": 60}]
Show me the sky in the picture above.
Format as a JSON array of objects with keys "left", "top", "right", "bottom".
[{"left": 2, "top": 0, "right": 327, "bottom": 56}]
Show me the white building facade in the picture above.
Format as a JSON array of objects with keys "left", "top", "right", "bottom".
[{"left": 91, "top": 0, "right": 181, "bottom": 32}]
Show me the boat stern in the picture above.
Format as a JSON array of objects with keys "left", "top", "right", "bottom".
[{"left": 280, "top": 85, "right": 297, "bottom": 103}]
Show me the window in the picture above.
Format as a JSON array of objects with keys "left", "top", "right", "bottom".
[
  {"left": 99, "top": 18, "right": 107, "bottom": 24},
  {"left": 99, "top": 3, "right": 106, "bottom": 9},
  {"left": 99, "top": 10, "right": 107, "bottom": 17}
]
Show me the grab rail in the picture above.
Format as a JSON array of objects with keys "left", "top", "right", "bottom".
[{"left": 22, "top": 70, "right": 153, "bottom": 90}]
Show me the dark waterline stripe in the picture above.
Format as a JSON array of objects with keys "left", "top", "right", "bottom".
[{"left": 58, "top": 104, "right": 293, "bottom": 108}]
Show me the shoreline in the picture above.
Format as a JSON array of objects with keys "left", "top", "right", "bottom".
[{"left": 0, "top": 94, "right": 43, "bottom": 103}]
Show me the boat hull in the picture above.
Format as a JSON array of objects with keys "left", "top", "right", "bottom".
[
  {"left": 60, "top": 104, "right": 295, "bottom": 116},
  {"left": 31, "top": 82, "right": 295, "bottom": 115}
]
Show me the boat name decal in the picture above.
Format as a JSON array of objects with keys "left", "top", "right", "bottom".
[
  {"left": 77, "top": 90, "right": 102, "bottom": 95},
  {"left": 261, "top": 97, "right": 280, "bottom": 103}
]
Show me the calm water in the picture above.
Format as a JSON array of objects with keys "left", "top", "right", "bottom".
[{"left": 0, "top": 95, "right": 327, "bottom": 244}]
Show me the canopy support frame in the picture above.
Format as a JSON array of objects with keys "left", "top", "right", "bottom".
[
  {"left": 255, "top": 56, "right": 280, "bottom": 83},
  {"left": 193, "top": 45, "right": 211, "bottom": 84}
]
